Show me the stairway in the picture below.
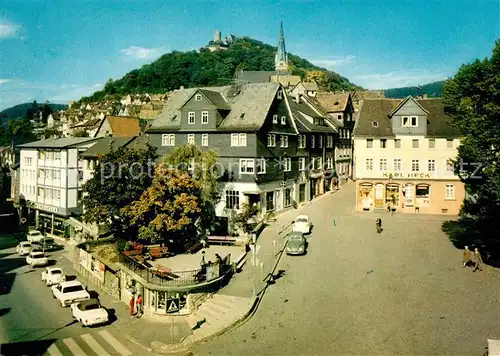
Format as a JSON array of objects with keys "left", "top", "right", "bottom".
[{"left": 184, "top": 294, "right": 255, "bottom": 344}]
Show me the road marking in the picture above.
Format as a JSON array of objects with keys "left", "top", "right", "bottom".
[
  {"left": 62, "top": 337, "right": 86, "bottom": 356},
  {"left": 99, "top": 330, "right": 132, "bottom": 356},
  {"left": 46, "top": 343, "right": 63, "bottom": 356},
  {"left": 81, "top": 333, "right": 111, "bottom": 356}
]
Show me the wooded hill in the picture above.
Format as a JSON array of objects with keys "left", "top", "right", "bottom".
[
  {"left": 79, "top": 37, "right": 362, "bottom": 103},
  {"left": 384, "top": 81, "right": 444, "bottom": 98}
]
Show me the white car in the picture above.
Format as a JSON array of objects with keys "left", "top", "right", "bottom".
[
  {"left": 292, "top": 215, "right": 312, "bottom": 234},
  {"left": 27, "top": 230, "right": 44, "bottom": 243},
  {"left": 51, "top": 280, "right": 90, "bottom": 307},
  {"left": 41, "top": 267, "right": 65, "bottom": 286},
  {"left": 71, "top": 298, "right": 109, "bottom": 327},
  {"left": 26, "top": 251, "right": 49, "bottom": 267},
  {"left": 16, "top": 241, "right": 32, "bottom": 256}
]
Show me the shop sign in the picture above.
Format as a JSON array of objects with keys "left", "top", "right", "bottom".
[
  {"left": 79, "top": 249, "right": 91, "bottom": 270},
  {"left": 90, "top": 256, "right": 105, "bottom": 282},
  {"left": 382, "top": 172, "right": 431, "bottom": 179},
  {"left": 166, "top": 298, "right": 180, "bottom": 313},
  {"left": 34, "top": 203, "right": 60, "bottom": 214}
]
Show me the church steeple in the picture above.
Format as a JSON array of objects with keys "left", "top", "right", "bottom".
[{"left": 275, "top": 22, "right": 289, "bottom": 73}]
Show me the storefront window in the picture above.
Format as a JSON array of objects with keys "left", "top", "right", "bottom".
[
  {"left": 416, "top": 184, "right": 430, "bottom": 206},
  {"left": 157, "top": 291, "right": 166, "bottom": 312},
  {"left": 403, "top": 184, "right": 414, "bottom": 207},
  {"left": 385, "top": 184, "right": 400, "bottom": 207},
  {"left": 359, "top": 183, "right": 373, "bottom": 210},
  {"left": 147, "top": 290, "right": 188, "bottom": 314}
]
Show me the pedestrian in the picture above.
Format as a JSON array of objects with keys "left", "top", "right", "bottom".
[
  {"left": 135, "top": 294, "right": 143, "bottom": 317},
  {"left": 376, "top": 217, "right": 382, "bottom": 233},
  {"left": 473, "top": 248, "right": 483, "bottom": 272},
  {"left": 462, "top": 246, "right": 471, "bottom": 267},
  {"left": 200, "top": 250, "right": 206, "bottom": 267},
  {"left": 129, "top": 295, "right": 135, "bottom": 317}
]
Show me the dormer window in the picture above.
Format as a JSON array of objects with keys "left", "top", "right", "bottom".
[
  {"left": 372, "top": 121, "right": 378, "bottom": 128},
  {"left": 402, "top": 116, "right": 418, "bottom": 127},
  {"left": 281, "top": 116, "right": 286, "bottom": 125},
  {"left": 277, "top": 90, "right": 283, "bottom": 100},
  {"left": 195, "top": 93, "right": 202, "bottom": 101},
  {"left": 272, "top": 115, "right": 278, "bottom": 124}
]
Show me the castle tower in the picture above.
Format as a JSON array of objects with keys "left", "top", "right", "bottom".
[
  {"left": 214, "top": 30, "right": 221, "bottom": 43},
  {"left": 275, "top": 22, "right": 289, "bottom": 73}
]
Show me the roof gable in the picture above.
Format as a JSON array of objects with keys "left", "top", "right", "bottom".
[
  {"left": 102, "top": 116, "right": 142, "bottom": 137},
  {"left": 315, "top": 92, "right": 350, "bottom": 112},
  {"left": 388, "top": 96, "right": 429, "bottom": 117}
]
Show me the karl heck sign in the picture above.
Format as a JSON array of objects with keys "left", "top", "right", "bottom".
[{"left": 383, "top": 172, "right": 432, "bottom": 179}]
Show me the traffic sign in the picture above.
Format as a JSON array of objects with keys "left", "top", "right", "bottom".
[{"left": 167, "top": 298, "right": 180, "bottom": 313}]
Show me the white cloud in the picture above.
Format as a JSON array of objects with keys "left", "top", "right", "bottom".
[
  {"left": 120, "top": 46, "right": 168, "bottom": 60},
  {"left": 353, "top": 70, "right": 448, "bottom": 90},
  {"left": 0, "top": 21, "right": 21, "bottom": 38},
  {"left": 0, "top": 79, "right": 11, "bottom": 84},
  {"left": 311, "top": 56, "right": 356, "bottom": 69}
]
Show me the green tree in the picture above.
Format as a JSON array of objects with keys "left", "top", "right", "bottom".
[
  {"left": 122, "top": 163, "right": 203, "bottom": 245},
  {"left": 162, "top": 145, "right": 220, "bottom": 237},
  {"left": 81, "top": 144, "right": 158, "bottom": 238},
  {"left": 0, "top": 117, "right": 37, "bottom": 146},
  {"left": 73, "top": 130, "right": 89, "bottom": 137},
  {"left": 442, "top": 40, "right": 500, "bottom": 264}
]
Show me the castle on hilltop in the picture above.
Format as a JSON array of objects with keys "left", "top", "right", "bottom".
[{"left": 205, "top": 30, "right": 237, "bottom": 52}]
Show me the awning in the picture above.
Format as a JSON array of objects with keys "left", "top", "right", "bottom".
[{"left": 242, "top": 189, "right": 263, "bottom": 194}]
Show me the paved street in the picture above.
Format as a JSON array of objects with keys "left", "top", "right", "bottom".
[
  {"left": 0, "top": 239, "right": 151, "bottom": 356},
  {"left": 192, "top": 183, "right": 500, "bottom": 356}
]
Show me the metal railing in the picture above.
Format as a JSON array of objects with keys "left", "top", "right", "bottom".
[{"left": 118, "top": 252, "right": 232, "bottom": 287}]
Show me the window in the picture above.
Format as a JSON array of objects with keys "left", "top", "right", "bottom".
[
  {"left": 272, "top": 115, "right": 278, "bottom": 124},
  {"left": 54, "top": 151, "right": 61, "bottom": 160},
  {"left": 54, "top": 189, "right": 60, "bottom": 200},
  {"left": 311, "top": 135, "right": 315, "bottom": 148},
  {"left": 347, "top": 131, "right": 350, "bottom": 139},
  {"left": 416, "top": 184, "right": 430, "bottom": 198},
  {"left": 394, "top": 139, "right": 401, "bottom": 148},
  {"left": 202, "top": 134, "right": 208, "bottom": 147},
  {"left": 365, "top": 158, "right": 373, "bottom": 171},
  {"left": 256, "top": 159, "right": 266, "bottom": 174},
  {"left": 78, "top": 170, "right": 83, "bottom": 181},
  {"left": 195, "top": 93, "right": 202, "bottom": 101},
  {"left": 326, "top": 157, "right": 333, "bottom": 169},
  {"left": 38, "top": 151, "right": 45, "bottom": 159},
  {"left": 38, "top": 169, "right": 45, "bottom": 179},
  {"left": 366, "top": 139, "right": 373, "bottom": 148},
  {"left": 231, "top": 133, "right": 239, "bottom": 147},
  {"left": 412, "top": 139, "right": 419, "bottom": 148},
  {"left": 428, "top": 139, "right": 435, "bottom": 148},
  {"left": 37, "top": 187, "right": 44, "bottom": 198},
  {"left": 380, "top": 139, "right": 387, "bottom": 148},
  {"left": 283, "top": 157, "right": 291, "bottom": 171},
  {"left": 267, "top": 134, "right": 276, "bottom": 147},
  {"left": 46, "top": 188, "right": 53, "bottom": 199},
  {"left": 238, "top": 133, "right": 247, "bottom": 147},
  {"left": 24, "top": 157, "right": 33, "bottom": 165},
  {"left": 54, "top": 169, "right": 60, "bottom": 180},
  {"left": 446, "top": 139, "right": 454, "bottom": 148},
  {"left": 446, "top": 160, "right": 454, "bottom": 172},
  {"left": 316, "top": 157, "right": 322, "bottom": 170},
  {"left": 284, "top": 188, "right": 291, "bottom": 207},
  {"left": 445, "top": 184, "right": 455, "bottom": 200},
  {"left": 327, "top": 136, "right": 333, "bottom": 148},
  {"left": 372, "top": 121, "right": 379, "bottom": 128},
  {"left": 379, "top": 159, "right": 388, "bottom": 171},
  {"left": 281, "top": 116, "right": 286, "bottom": 125},
  {"left": 188, "top": 112, "right": 195, "bottom": 124},
  {"left": 411, "top": 159, "right": 420, "bottom": 172},
  {"left": 187, "top": 134, "right": 195, "bottom": 145},
  {"left": 299, "top": 157, "right": 306, "bottom": 171},
  {"left": 162, "top": 134, "right": 175, "bottom": 146},
  {"left": 277, "top": 90, "right": 283, "bottom": 99},
  {"left": 225, "top": 190, "right": 239, "bottom": 209},
  {"left": 298, "top": 135, "right": 306, "bottom": 148},
  {"left": 280, "top": 135, "right": 288, "bottom": 148},
  {"left": 337, "top": 115, "right": 342, "bottom": 120},
  {"left": 201, "top": 111, "right": 209, "bottom": 124},
  {"left": 239, "top": 159, "right": 255, "bottom": 174},
  {"left": 394, "top": 158, "right": 402, "bottom": 171},
  {"left": 46, "top": 151, "right": 53, "bottom": 160},
  {"left": 428, "top": 159, "right": 436, "bottom": 171},
  {"left": 402, "top": 116, "right": 418, "bottom": 127},
  {"left": 318, "top": 136, "right": 323, "bottom": 148}
]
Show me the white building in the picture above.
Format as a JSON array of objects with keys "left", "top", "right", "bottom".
[{"left": 17, "top": 138, "right": 99, "bottom": 236}]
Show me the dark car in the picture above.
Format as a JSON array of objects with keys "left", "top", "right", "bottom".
[
  {"left": 32, "top": 237, "right": 57, "bottom": 251},
  {"left": 286, "top": 231, "right": 307, "bottom": 255}
]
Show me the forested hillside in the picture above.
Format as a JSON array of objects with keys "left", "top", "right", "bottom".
[
  {"left": 0, "top": 102, "right": 67, "bottom": 122},
  {"left": 80, "top": 37, "right": 362, "bottom": 103},
  {"left": 384, "top": 81, "right": 444, "bottom": 98}
]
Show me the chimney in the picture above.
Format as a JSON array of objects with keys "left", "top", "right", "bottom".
[
  {"left": 422, "top": 93, "right": 428, "bottom": 99},
  {"left": 294, "top": 93, "right": 300, "bottom": 104},
  {"left": 180, "top": 85, "right": 184, "bottom": 90}
]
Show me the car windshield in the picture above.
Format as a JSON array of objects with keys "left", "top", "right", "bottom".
[
  {"left": 289, "top": 234, "right": 303, "bottom": 241},
  {"left": 30, "top": 232, "right": 42, "bottom": 237},
  {"left": 64, "top": 285, "right": 84, "bottom": 293},
  {"left": 296, "top": 218, "right": 308, "bottom": 223},
  {"left": 43, "top": 238, "right": 55, "bottom": 244},
  {"left": 32, "top": 253, "right": 44, "bottom": 258},
  {"left": 82, "top": 303, "right": 100, "bottom": 311},
  {"left": 21, "top": 242, "right": 31, "bottom": 247},
  {"left": 51, "top": 270, "right": 62, "bottom": 274}
]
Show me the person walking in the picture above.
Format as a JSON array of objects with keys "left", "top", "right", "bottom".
[
  {"left": 135, "top": 294, "right": 143, "bottom": 318},
  {"left": 463, "top": 246, "right": 471, "bottom": 267},
  {"left": 376, "top": 217, "right": 382, "bottom": 233},
  {"left": 129, "top": 295, "right": 135, "bottom": 317},
  {"left": 473, "top": 248, "right": 483, "bottom": 272}
]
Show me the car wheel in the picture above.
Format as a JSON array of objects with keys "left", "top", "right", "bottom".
[{"left": 60, "top": 301, "right": 65, "bottom": 307}]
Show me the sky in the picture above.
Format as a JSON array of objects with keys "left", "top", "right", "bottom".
[{"left": 0, "top": 0, "right": 499, "bottom": 110}]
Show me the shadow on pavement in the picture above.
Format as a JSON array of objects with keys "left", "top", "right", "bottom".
[
  {"left": 442, "top": 219, "right": 500, "bottom": 268},
  {"left": 0, "top": 338, "right": 57, "bottom": 356},
  {"left": 0, "top": 254, "right": 26, "bottom": 295},
  {"left": 0, "top": 307, "right": 11, "bottom": 317}
]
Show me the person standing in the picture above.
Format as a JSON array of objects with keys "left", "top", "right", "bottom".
[
  {"left": 135, "top": 294, "right": 143, "bottom": 317},
  {"left": 463, "top": 246, "right": 471, "bottom": 267},
  {"left": 129, "top": 294, "right": 135, "bottom": 317},
  {"left": 200, "top": 250, "right": 206, "bottom": 267},
  {"left": 473, "top": 248, "right": 483, "bottom": 272},
  {"left": 376, "top": 218, "right": 382, "bottom": 233}
]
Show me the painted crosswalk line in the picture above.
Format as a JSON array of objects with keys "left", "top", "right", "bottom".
[
  {"left": 46, "top": 343, "right": 64, "bottom": 356},
  {"left": 62, "top": 338, "right": 86, "bottom": 356},
  {"left": 98, "top": 330, "right": 132, "bottom": 356},
  {"left": 81, "top": 333, "right": 111, "bottom": 356}
]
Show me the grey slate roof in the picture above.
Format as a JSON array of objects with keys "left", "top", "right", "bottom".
[
  {"left": 149, "top": 83, "right": 280, "bottom": 131},
  {"left": 289, "top": 96, "right": 337, "bottom": 133},
  {"left": 198, "top": 89, "right": 230, "bottom": 110},
  {"left": 17, "top": 137, "right": 99, "bottom": 149},
  {"left": 235, "top": 70, "right": 277, "bottom": 84},
  {"left": 79, "top": 137, "right": 134, "bottom": 158},
  {"left": 353, "top": 98, "right": 462, "bottom": 138}
]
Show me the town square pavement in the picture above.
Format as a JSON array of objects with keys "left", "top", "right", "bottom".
[{"left": 192, "top": 182, "right": 500, "bottom": 356}]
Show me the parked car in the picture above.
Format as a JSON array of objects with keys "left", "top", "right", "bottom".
[
  {"left": 286, "top": 231, "right": 307, "bottom": 255},
  {"left": 26, "top": 230, "right": 45, "bottom": 243},
  {"left": 26, "top": 251, "right": 49, "bottom": 267},
  {"left": 16, "top": 241, "right": 32, "bottom": 256},
  {"left": 51, "top": 280, "right": 90, "bottom": 307},
  {"left": 32, "top": 237, "right": 57, "bottom": 251},
  {"left": 70, "top": 298, "right": 109, "bottom": 327},
  {"left": 292, "top": 215, "right": 312, "bottom": 234},
  {"left": 41, "top": 267, "right": 65, "bottom": 286}
]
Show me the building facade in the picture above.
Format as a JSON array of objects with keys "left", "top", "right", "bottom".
[
  {"left": 353, "top": 96, "right": 465, "bottom": 215},
  {"left": 147, "top": 82, "right": 337, "bottom": 233},
  {"left": 17, "top": 138, "right": 99, "bottom": 235}
]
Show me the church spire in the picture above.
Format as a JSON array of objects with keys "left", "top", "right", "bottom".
[{"left": 275, "top": 22, "right": 289, "bottom": 73}]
